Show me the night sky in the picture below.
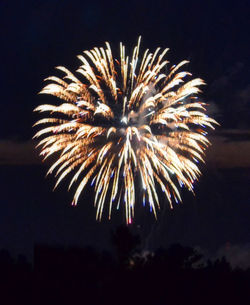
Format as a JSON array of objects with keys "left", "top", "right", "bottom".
[{"left": 0, "top": 0, "right": 250, "bottom": 266}]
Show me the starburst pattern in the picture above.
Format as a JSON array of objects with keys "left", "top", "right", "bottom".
[{"left": 33, "top": 37, "right": 218, "bottom": 223}]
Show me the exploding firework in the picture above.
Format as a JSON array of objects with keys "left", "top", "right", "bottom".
[{"left": 33, "top": 37, "right": 218, "bottom": 224}]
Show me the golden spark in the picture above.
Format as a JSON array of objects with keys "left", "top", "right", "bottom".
[{"left": 34, "top": 37, "right": 218, "bottom": 224}]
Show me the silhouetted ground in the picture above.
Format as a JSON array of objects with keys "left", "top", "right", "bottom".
[{"left": 1, "top": 227, "right": 250, "bottom": 305}]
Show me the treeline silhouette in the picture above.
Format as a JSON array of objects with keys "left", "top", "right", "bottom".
[{"left": 2, "top": 226, "right": 250, "bottom": 305}]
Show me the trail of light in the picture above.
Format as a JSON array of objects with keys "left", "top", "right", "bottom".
[{"left": 34, "top": 37, "right": 218, "bottom": 223}]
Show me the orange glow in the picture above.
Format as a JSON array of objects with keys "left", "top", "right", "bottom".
[{"left": 33, "top": 37, "right": 218, "bottom": 223}]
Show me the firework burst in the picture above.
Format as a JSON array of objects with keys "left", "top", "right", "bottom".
[{"left": 33, "top": 37, "right": 218, "bottom": 224}]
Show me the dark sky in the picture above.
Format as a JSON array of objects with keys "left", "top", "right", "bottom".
[{"left": 0, "top": 0, "right": 250, "bottom": 265}]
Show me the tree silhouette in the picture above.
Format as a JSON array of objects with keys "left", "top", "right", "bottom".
[
  {"left": 111, "top": 225, "right": 140, "bottom": 265},
  {"left": 1, "top": 237, "right": 250, "bottom": 305}
]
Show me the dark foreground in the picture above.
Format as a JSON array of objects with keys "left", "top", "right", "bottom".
[{"left": 1, "top": 227, "right": 250, "bottom": 305}]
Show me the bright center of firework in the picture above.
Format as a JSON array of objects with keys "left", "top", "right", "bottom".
[
  {"left": 34, "top": 37, "right": 218, "bottom": 224},
  {"left": 121, "top": 116, "right": 128, "bottom": 125}
]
